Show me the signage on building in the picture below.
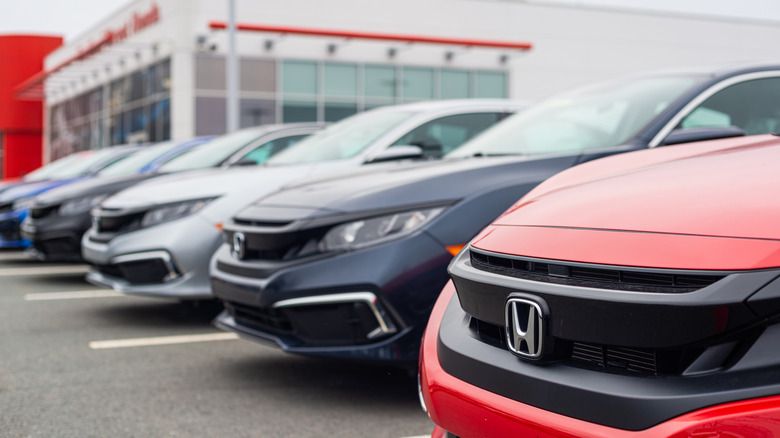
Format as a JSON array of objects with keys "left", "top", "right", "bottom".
[{"left": 77, "top": 3, "right": 160, "bottom": 61}]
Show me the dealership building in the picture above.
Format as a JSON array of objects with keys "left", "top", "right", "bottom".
[{"left": 7, "top": 0, "right": 780, "bottom": 170}]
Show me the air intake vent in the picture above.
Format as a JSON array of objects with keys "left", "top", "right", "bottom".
[{"left": 470, "top": 250, "right": 725, "bottom": 293}]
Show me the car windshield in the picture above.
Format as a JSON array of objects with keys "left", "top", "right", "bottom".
[
  {"left": 23, "top": 151, "right": 93, "bottom": 181},
  {"left": 156, "top": 130, "right": 262, "bottom": 172},
  {"left": 448, "top": 75, "right": 702, "bottom": 158},
  {"left": 266, "top": 109, "right": 416, "bottom": 165},
  {"left": 42, "top": 148, "right": 133, "bottom": 179},
  {"left": 97, "top": 142, "right": 177, "bottom": 177}
]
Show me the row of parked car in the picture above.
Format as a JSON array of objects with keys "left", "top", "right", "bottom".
[{"left": 4, "top": 61, "right": 780, "bottom": 436}]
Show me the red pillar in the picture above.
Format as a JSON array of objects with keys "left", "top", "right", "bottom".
[{"left": 0, "top": 34, "right": 63, "bottom": 179}]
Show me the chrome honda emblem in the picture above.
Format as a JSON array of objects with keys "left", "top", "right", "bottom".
[
  {"left": 231, "top": 232, "right": 246, "bottom": 260},
  {"left": 505, "top": 296, "right": 546, "bottom": 359},
  {"left": 92, "top": 215, "right": 100, "bottom": 232}
]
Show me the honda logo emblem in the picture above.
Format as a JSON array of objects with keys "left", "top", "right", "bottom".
[
  {"left": 231, "top": 232, "right": 246, "bottom": 260},
  {"left": 505, "top": 296, "right": 547, "bottom": 359}
]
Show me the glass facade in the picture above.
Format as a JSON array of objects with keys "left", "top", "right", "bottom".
[
  {"left": 51, "top": 55, "right": 509, "bottom": 148},
  {"left": 194, "top": 54, "right": 508, "bottom": 135},
  {"left": 49, "top": 58, "right": 171, "bottom": 159}
]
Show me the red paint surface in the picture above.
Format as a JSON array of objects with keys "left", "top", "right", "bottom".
[
  {"left": 209, "top": 22, "right": 533, "bottom": 50},
  {"left": 420, "top": 282, "right": 780, "bottom": 437},
  {"left": 0, "top": 34, "right": 62, "bottom": 178},
  {"left": 469, "top": 134, "right": 780, "bottom": 270}
]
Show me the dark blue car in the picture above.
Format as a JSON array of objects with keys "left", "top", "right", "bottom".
[{"left": 210, "top": 63, "right": 780, "bottom": 364}]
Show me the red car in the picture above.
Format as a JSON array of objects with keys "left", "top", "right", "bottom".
[{"left": 420, "top": 133, "right": 780, "bottom": 437}]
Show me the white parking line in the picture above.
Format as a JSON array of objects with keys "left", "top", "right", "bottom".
[
  {"left": 89, "top": 332, "right": 240, "bottom": 350},
  {"left": 25, "top": 290, "right": 123, "bottom": 301},
  {"left": 400, "top": 435, "right": 430, "bottom": 438},
  {"left": 0, "top": 266, "right": 90, "bottom": 276}
]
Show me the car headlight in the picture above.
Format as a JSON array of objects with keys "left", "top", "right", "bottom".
[
  {"left": 58, "top": 194, "right": 108, "bottom": 216},
  {"left": 141, "top": 198, "right": 215, "bottom": 228},
  {"left": 12, "top": 197, "right": 35, "bottom": 212},
  {"left": 318, "top": 207, "right": 445, "bottom": 252}
]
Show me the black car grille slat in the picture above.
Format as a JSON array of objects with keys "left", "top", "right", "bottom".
[
  {"left": 470, "top": 251, "right": 725, "bottom": 293},
  {"left": 0, "top": 202, "right": 12, "bottom": 214},
  {"left": 466, "top": 317, "right": 708, "bottom": 376},
  {"left": 227, "top": 303, "right": 293, "bottom": 333},
  {"left": 233, "top": 219, "right": 293, "bottom": 228}
]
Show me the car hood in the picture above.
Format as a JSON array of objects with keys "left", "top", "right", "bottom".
[
  {"left": 235, "top": 155, "right": 580, "bottom": 222},
  {"left": 99, "top": 163, "right": 344, "bottom": 224},
  {"left": 494, "top": 134, "right": 780, "bottom": 240},
  {"left": 33, "top": 173, "right": 158, "bottom": 206},
  {"left": 0, "top": 178, "right": 83, "bottom": 203},
  {"left": 471, "top": 134, "right": 780, "bottom": 270}
]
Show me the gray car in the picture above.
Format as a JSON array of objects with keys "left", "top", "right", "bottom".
[{"left": 81, "top": 100, "right": 526, "bottom": 299}]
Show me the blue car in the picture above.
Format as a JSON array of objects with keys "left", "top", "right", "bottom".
[{"left": 0, "top": 139, "right": 208, "bottom": 249}]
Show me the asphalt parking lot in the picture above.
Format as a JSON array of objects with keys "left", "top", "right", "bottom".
[{"left": 0, "top": 250, "right": 433, "bottom": 437}]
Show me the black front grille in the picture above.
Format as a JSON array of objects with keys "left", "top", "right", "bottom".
[
  {"left": 226, "top": 228, "right": 326, "bottom": 262},
  {"left": 466, "top": 316, "right": 704, "bottom": 376},
  {"left": 0, "top": 202, "right": 12, "bottom": 214},
  {"left": 30, "top": 205, "right": 59, "bottom": 219},
  {"left": 233, "top": 219, "right": 292, "bottom": 228},
  {"left": 470, "top": 250, "right": 725, "bottom": 293}
]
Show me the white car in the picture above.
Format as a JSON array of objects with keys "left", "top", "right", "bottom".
[{"left": 81, "top": 99, "right": 526, "bottom": 299}]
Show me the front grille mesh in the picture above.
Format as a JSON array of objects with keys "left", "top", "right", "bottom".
[
  {"left": 470, "top": 251, "right": 725, "bottom": 293},
  {"left": 467, "top": 316, "right": 699, "bottom": 376}
]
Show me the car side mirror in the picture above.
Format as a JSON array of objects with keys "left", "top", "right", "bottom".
[
  {"left": 661, "top": 126, "right": 745, "bottom": 146},
  {"left": 369, "top": 145, "right": 424, "bottom": 163}
]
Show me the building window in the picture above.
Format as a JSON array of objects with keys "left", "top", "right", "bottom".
[
  {"left": 475, "top": 71, "right": 507, "bottom": 98},
  {"left": 402, "top": 67, "right": 434, "bottom": 101}
]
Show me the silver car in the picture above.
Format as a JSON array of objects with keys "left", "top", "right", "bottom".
[{"left": 81, "top": 100, "right": 526, "bottom": 299}]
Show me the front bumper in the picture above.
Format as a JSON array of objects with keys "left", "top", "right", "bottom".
[
  {"left": 421, "top": 283, "right": 780, "bottom": 437},
  {"left": 210, "top": 230, "right": 453, "bottom": 363},
  {"left": 81, "top": 213, "right": 223, "bottom": 299},
  {"left": 0, "top": 209, "right": 30, "bottom": 248},
  {"left": 21, "top": 212, "right": 89, "bottom": 261}
]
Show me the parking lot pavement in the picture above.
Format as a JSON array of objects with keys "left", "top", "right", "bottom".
[{"left": 0, "top": 250, "right": 434, "bottom": 437}]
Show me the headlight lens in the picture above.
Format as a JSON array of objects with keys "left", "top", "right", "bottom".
[
  {"left": 12, "top": 197, "right": 35, "bottom": 212},
  {"left": 318, "top": 207, "right": 445, "bottom": 252},
  {"left": 141, "top": 198, "right": 214, "bottom": 228},
  {"left": 58, "top": 194, "right": 108, "bottom": 216}
]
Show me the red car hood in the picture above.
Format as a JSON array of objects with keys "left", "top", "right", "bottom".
[{"left": 472, "top": 134, "right": 780, "bottom": 270}]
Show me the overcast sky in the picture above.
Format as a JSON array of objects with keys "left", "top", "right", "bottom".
[{"left": 1, "top": 0, "right": 779, "bottom": 43}]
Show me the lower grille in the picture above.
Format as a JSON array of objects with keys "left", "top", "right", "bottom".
[
  {"left": 227, "top": 302, "right": 293, "bottom": 334},
  {"left": 34, "top": 237, "right": 79, "bottom": 257},
  {"left": 97, "top": 259, "right": 174, "bottom": 284},
  {"left": 227, "top": 300, "right": 391, "bottom": 346}
]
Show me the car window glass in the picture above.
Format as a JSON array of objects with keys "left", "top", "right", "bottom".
[
  {"left": 23, "top": 152, "right": 92, "bottom": 181},
  {"left": 678, "top": 77, "right": 780, "bottom": 135},
  {"left": 157, "top": 129, "right": 261, "bottom": 172},
  {"left": 98, "top": 142, "right": 175, "bottom": 176},
  {"left": 390, "top": 112, "right": 503, "bottom": 158},
  {"left": 267, "top": 109, "right": 415, "bottom": 165},
  {"left": 236, "top": 134, "right": 310, "bottom": 165},
  {"left": 449, "top": 75, "right": 701, "bottom": 158}
]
